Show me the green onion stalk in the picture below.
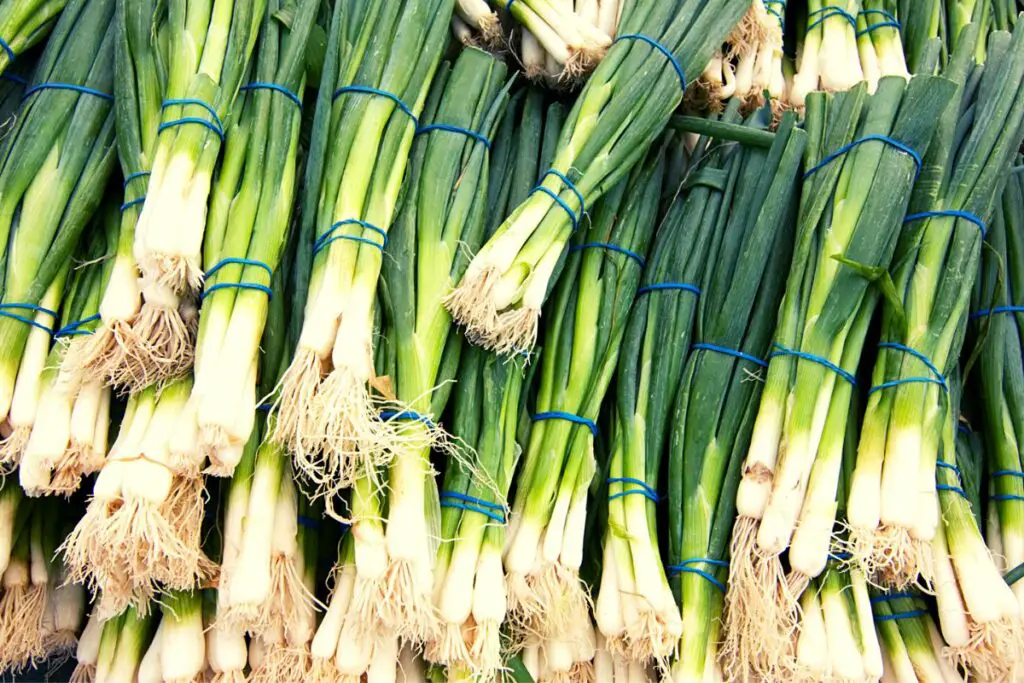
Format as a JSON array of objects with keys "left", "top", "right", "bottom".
[
  {"left": 18, "top": 198, "right": 118, "bottom": 497},
  {"left": 669, "top": 107, "right": 804, "bottom": 683},
  {"left": 791, "top": 0, "right": 865, "bottom": 107},
  {"left": 427, "top": 347, "right": 527, "bottom": 675},
  {"left": 594, "top": 631, "right": 658, "bottom": 683},
  {"left": 848, "top": 24, "right": 1024, "bottom": 589},
  {"left": 857, "top": 0, "right": 910, "bottom": 93},
  {"left": 270, "top": 0, "right": 454, "bottom": 488},
  {"left": 444, "top": 0, "right": 751, "bottom": 356},
  {"left": 185, "top": 0, "right": 316, "bottom": 477},
  {"left": 0, "top": 0, "right": 68, "bottom": 77},
  {"left": 992, "top": 0, "right": 1019, "bottom": 32},
  {"left": 149, "top": 589, "right": 206, "bottom": 682},
  {"left": 725, "top": 75, "right": 954, "bottom": 681},
  {"left": 0, "top": 0, "right": 117, "bottom": 433},
  {"left": 453, "top": 0, "right": 500, "bottom": 47},
  {"left": 71, "top": 0, "right": 167, "bottom": 391},
  {"left": 369, "top": 48, "right": 508, "bottom": 645},
  {"left": 595, "top": 116, "right": 727, "bottom": 665},
  {"left": 946, "top": 0, "right": 990, "bottom": 64},
  {"left": 100, "top": 606, "right": 157, "bottom": 682},
  {"left": 726, "top": 0, "right": 787, "bottom": 107},
  {"left": 503, "top": 143, "right": 665, "bottom": 668},
  {"left": 70, "top": 606, "right": 104, "bottom": 682},
  {"left": 874, "top": 592, "right": 963, "bottom": 683},
  {"left": 39, "top": 526, "right": 87, "bottom": 673},
  {"left": 896, "top": 0, "right": 943, "bottom": 74},
  {"left": 128, "top": 0, "right": 265, "bottom": 384}
]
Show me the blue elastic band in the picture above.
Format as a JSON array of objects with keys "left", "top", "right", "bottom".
[
  {"left": 240, "top": 82, "right": 302, "bottom": 108},
  {"left": 668, "top": 559, "right": 729, "bottom": 592},
  {"left": 868, "top": 342, "right": 947, "bottom": 395},
  {"left": 769, "top": 344, "right": 856, "bottom": 385},
  {"left": 764, "top": 0, "right": 786, "bottom": 25},
  {"left": 1006, "top": 562, "right": 1024, "bottom": 587},
  {"left": 804, "top": 134, "right": 922, "bottom": 179},
  {"left": 333, "top": 85, "right": 418, "bottom": 127},
  {"left": 904, "top": 210, "right": 986, "bottom": 239},
  {"left": 936, "top": 461, "right": 967, "bottom": 498},
  {"left": 809, "top": 5, "right": 857, "bottom": 31},
  {"left": 0, "top": 37, "right": 13, "bottom": 63},
  {"left": 1, "top": 73, "right": 25, "bottom": 85},
  {"left": 123, "top": 171, "right": 150, "bottom": 187},
  {"left": 200, "top": 258, "right": 273, "bottom": 301},
  {"left": 416, "top": 123, "right": 491, "bottom": 149},
  {"left": 613, "top": 34, "right": 687, "bottom": 91},
  {"left": 571, "top": 242, "right": 646, "bottom": 267},
  {"left": 379, "top": 410, "right": 436, "bottom": 429},
  {"left": 159, "top": 98, "right": 224, "bottom": 140},
  {"left": 313, "top": 219, "right": 388, "bottom": 256},
  {"left": 530, "top": 169, "right": 585, "bottom": 232},
  {"left": 54, "top": 313, "right": 101, "bottom": 339},
  {"left": 506, "top": 0, "right": 516, "bottom": 9},
  {"left": 992, "top": 494, "right": 1024, "bottom": 502},
  {"left": 298, "top": 514, "right": 320, "bottom": 530},
  {"left": 23, "top": 82, "right": 113, "bottom": 102},
  {"left": 829, "top": 551, "right": 853, "bottom": 562},
  {"left": 993, "top": 470, "right": 1024, "bottom": 479},
  {"left": 957, "top": 423, "right": 971, "bottom": 435},
  {"left": 607, "top": 477, "right": 659, "bottom": 503},
  {"left": 876, "top": 609, "right": 929, "bottom": 622},
  {"left": 692, "top": 343, "right": 769, "bottom": 368},
  {"left": 532, "top": 411, "right": 598, "bottom": 437},
  {"left": 970, "top": 305, "right": 1024, "bottom": 319},
  {"left": 120, "top": 196, "right": 145, "bottom": 212},
  {"left": 637, "top": 282, "right": 701, "bottom": 297},
  {"left": 857, "top": 9, "right": 901, "bottom": 36},
  {"left": 870, "top": 592, "right": 919, "bottom": 603},
  {"left": 440, "top": 492, "right": 506, "bottom": 523},
  {"left": 0, "top": 303, "right": 57, "bottom": 335},
  {"left": 256, "top": 403, "right": 273, "bottom": 413}
]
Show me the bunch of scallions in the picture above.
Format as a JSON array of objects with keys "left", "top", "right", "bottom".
[
  {"left": 723, "top": 72, "right": 955, "bottom": 680},
  {"left": 270, "top": 0, "right": 455, "bottom": 490},
  {"left": 698, "top": 0, "right": 786, "bottom": 108},
  {"left": 0, "top": 0, "right": 68, "bottom": 77},
  {"left": 444, "top": 0, "right": 751, "bottom": 356},
  {"left": 0, "top": 0, "right": 117, "bottom": 460},
  {"left": 125, "top": 0, "right": 266, "bottom": 386},
  {"left": 667, "top": 104, "right": 804, "bottom": 683}
]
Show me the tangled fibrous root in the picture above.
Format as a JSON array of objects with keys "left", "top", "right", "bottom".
[
  {"left": 379, "top": 559, "right": 439, "bottom": 644},
  {"left": 478, "top": 13, "right": 502, "bottom": 48},
  {"left": 721, "top": 516, "right": 799, "bottom": 682},
  {"left": 0, "top": 426, "right": 30, "bottom": 473},
  {"left": 140, "top": 253, "right": 203, "bottom": 295},
  {"left": 0, "top": 584, "right": 47, "bottom": 672},
  {"left": 42, "top": 629, "right": 79, "bottom": 674},
  {"left": 444, "top": 268, "right": 502, "bottom": 347},
  {"left": 492, "top": 307, "right": 540, "bottom": 358},
  {"left": 127, "top": 303, "right": 196, "bottom": 389},
  {"left": 945, "top": 617, "right": 1024, "bottom": 682},
  {"left": 852, "top": 524, "right": 932, "bottom": 591},
  {"left": 69, "top": 662, "right": 96, "bottom": 683},
  {"left": 250, "top": 643, "right": 311, "bottom": 683},
  {"left": 260, "top": 553, "right": 318, "bottom": 636},
  {"left": 623, "top": 608, "right": 677, "bottom": 666},
  {"left": 426, "top": 620, "right": 474, "bottom": 670},
  {"left": 505, "top": 572, "right": 546, "bottom": 650},
  {"left": 309, "top": 656, "right": 341, "bottom": 683},
  {"left": 210, "top": 671, "right": 247, "bottom": 683},
  {"left": 470, "top": 618, "right": 504, "bottom": 677},
  {"left": 45, "top": 444, "right": 105, "bottom": 496},
  {"left": 516, "top": 564, "right": 592, "bottom": 644},
  {"left": 271, "top": 349, "right": 324, "bottom": 457}
]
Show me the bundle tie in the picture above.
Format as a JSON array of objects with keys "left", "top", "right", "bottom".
[
  {"left": 764, "top": 0, "right": 786, "bottom": 25},
  {"left": 23, "top": 82, "right": 113, "bottom": 102},
  {"left": 532, "top": 411, "right": 597, "bottom": 437},
  {"left": 0, "top": 302, "right": 57, "bottom": 335},
  {"left": 936, "top": 461, "right": 967, "bottom": 499},
  {"left": 201, "top": 258, "right": 273, "bottom": 301},
  {"left": 440, "top": 491, "right": 506, "bottom": 523},
  {"left": 993, "top": 470, "right": 1024, "bottom": 479},
  {"left": 692, "top": 342, "right": 768, "bottom": 368},
  {"left": 240, "top": 82, "right": 302, "bottom": 108},
  {"left": 957, "top": 422, "right": 971, "bottom": 435},
  {"left": 416, "top": 123, "right": 491, "bottom": 149},
  {"left": 607, "top": 477, "right": 659, "bottom": 503},
  {"left": 857, "top": 8, "right": 901, "bottom": 36},
  {"left": 637, "top": 282, "right": 701, "bottom": 297},
  {"left": 1006, "top": 561, "right": 1024, "bottom": 587},
  {"left": 668, "top": 558, "right": 729, "bottom": 592},
  {"left": 298, "top": 514, "right": 320, "bottom": 530},
  {"left": 828, "top": 551, "right": 853, "bottom": 562},
  {"left": 971, "top": 305, "right": 1024, "bottom": 319},
  {"left": 769, "top": 344, "right": 856, "bottom": 385},
  {"left": 809, "top": 5, "right": 857, "bottom": 31},
  {"left": 256, "top": 403, "right": 274, "bottom": 413},
  {"left": 379, "top": 409, "right": 436, "bottom": 429},
  {"left": 333, "top": 85, "right": 417, "bottom": 127},
  {"left": 868, "top": 342, "right": 947, "bottom": 395},
  {"left": 1, "top": 73, "right": 25, "bottom": 85},
  {"left": 571, "top": 242, "right": 646, "bottom": 267},
  {"left": 871, "top": 592, "right": 927, "bottom": 621},
  {"left": 314, "top": 218, "right": 388, "bottom": 255},
  {"left": 124, "top": 171, "right": 151, "bottom": 186},
  {"left": 904, "top": 209, "right": 986, "bottom": 239},
  {"left": 991, "top": 470, "right": 1024, "bottom": 503},
  {"left": 614, "top": 34, "right": 687, "bottom": 91},
  {"left": 0, "top": 37, "right": 14, "bottom": 63},
  {"left": 54, "top": 313, "right": 101, "bottom": 339},
  {"left": 803, "top": 134, "right": 922, "bottom": 179},
  {"left": 120, "top": 196, "right": 146, "bottom": 212},
  {"left": 530, "top": 169, "right": 585, "bottom": 232},
  {"left": 159, "top": 98, "right": 224, "bottom": 140}
]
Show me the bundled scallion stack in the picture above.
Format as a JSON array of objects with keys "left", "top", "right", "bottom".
[{"left": 0, "top": 0, "right": 68, "bottom": 77}]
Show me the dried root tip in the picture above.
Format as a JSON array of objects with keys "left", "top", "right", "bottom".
[
  {"left": 443, "top": 268, "right": 501, "bottom": 348},
  {"left": 271, "top": 349, "right": 323, "bottom": 457},
  {"left": 42, "top": 630, "right": 79, "bottom": 673},
  {"left": 505, "top": 571, "right": 546, "bottom": 646},
  {"left": 492, "top": 307, "right": 540, "bottom": 357},
  {"left": 469, "top": 618, "right": 503, "bottom": 676},
  {"left": 210, "top": 671, "right": 247, "bottom": 683},
  {"left": 379, "top": 559, "right": 439, "bottom": 644},
  {"left": 45, "top": 444, "right": 101, "bottom": 497},
  {"left": 260, "top": 554, "right": 317, "bottom": 636},
  {"left": 0, "top": 426, "right": 30, "bottom": 472},
  {"left": 854, "top": 524, "right": 930, "bottom": 590},
  {"left": 249, "top": 643, "right": 308, "bottom": 683},
  {"left": 536, "top": 564, "right": 592, "bottom": 641},
  {"left": 69, "top": 662, "right": 96, "bottom": 683},
  {"left": 478, "top": 12, "right": 502, "bottom": 48},
  {"left": 945, "top": 617, "right": 1024, "bottom": 682},
  {"left": 128, "top": 303, "right": 196, "bottom": 389},
  {"left": 624, "top": 608, "right": 676, "bottom": 665},
  {"left": 141, "top": 253, "right": 203, "bottom": 294},
  {"left": 425, "top": 620, "right": 473, "bottom": 669},
  {"left": 309, "top": 656, "right": 340, "bottom": 683}
]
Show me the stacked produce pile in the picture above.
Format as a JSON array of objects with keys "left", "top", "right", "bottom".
[{"left": 1, "top": 1, "right": 1024, "bottom": 682}]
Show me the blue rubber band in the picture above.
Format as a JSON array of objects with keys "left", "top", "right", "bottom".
[
  {"left": 970, "top": 305, "right": 1024, "bottom": 319},
  {"left": 637, "top": 282, "right": 701, "bottom": 297},
  {"left": 240, "top": 81, "right": 302, "bottom": 108},
  {"left": 936, "top": 461, "right": 967, "bottom": 498},
  {"left": 868, "top": 342, "right": 947, "bottom": 395},
  {"left": 764, "top": 0, "right": 786, "bottom": 25},
  {"left": 532, "top": 411, "right": 598, "bottom": 437},
  {"left": 542, "top": 170, "right": 585, "bottom": 213},
  {"left": 120, "top": 196, "right": 146, "bottom": 212},
  {"left": 313, "top": 219, "right": 388, "bottom": 256},
  {"left": 22, "top": 82, "right": 113, "bottom": 102},
  {"left": 857, "top": 9, "right": 901, "bottom": 36},
  {"left": 506, "top": 0, "right": 516, "bottom": 9},
  {"left": 123, "top": 171, "right": 150, "bottom": 187},
  {"left": 937, "top": 484, "right": 968, "bottom": 498},
  {"left": 692, "top": 342, "right": 769, "bottom": 368},
  {"left": 440, "top": 492, "right": 506, "bottom": 523},
  {"left": 200, "top": 258, "right": 273, "bottom": 301},
  {"left": 769, "top": 344, "right": 856, "bottom": 385},
  {"left": 804, "top": 134, "right": 922, "bottom": 179},
  {"left": 54, "top": 313, "right": 101, "bottom": 339},
  {"left": 1, "top": 73, "right": 25, "bottom": 85},
  {"left": 379, "top": 410, "right": 436, "bottom": 429},
  {"left": 298, "top": 514, "right": 320, "bottom": 530},
  {"left": 0, "top": 305, "right": 57, "bottom": 335},
  {"left": 992, "top": 494, "right": 1024, "bottom": 502},
  {"left": 1006, "top": 562, "right": 1024, "bottom": 587},
  {"left": 828, "top": 551, "right": 853, "bottom": 562},
  {"left": 936, "top": 461, "right": 962, "bottom": 476},
  {"left": 530, "top": 169, "right": 585, "bottom": 232},
  {"left": 876, "top": 609, "right": 929, "bottom": 622},
  {"left": 668, "top": 559, "right": 729, "bottom": 592},
  {"left": 904, "top": 210, "right": 986, "bottom": 238},
  {"left": 571, "top": 242, "right": 646, "bottom": 267},
  {"left": 957, "top": 423, "right": 971, "bottom": 435},
  {"left": 870, "top": 592, "right": 919, "bottom": 603},
  {"left": 416, "top": 123, "right": 491, "bottom": 149},
  {"left": 533, "top": 187, "right": 580, "bottom": 231},
  {"left": 607, "top": 477, "right": 659, "bottom": 503},
  {"left": 0, "top": 37, "right": 14, "bottom": 63},
  {"left": 614, "top": 34, "right": 687, "bottom": 91},
  {"left": 993, "top": 470, "right": 1024, "bottom": 479},
  {"left": 256, "top": 403, "right": 273, "bottom": 413},
  {"left": 159, "top": 98, "right": 224, "bottom": 140},
  {"left": 809, "top": 5, "right": 857, "bottom": 31},
  {"left": 333, "top": 85, "right": 417, "bottom": 127}
]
